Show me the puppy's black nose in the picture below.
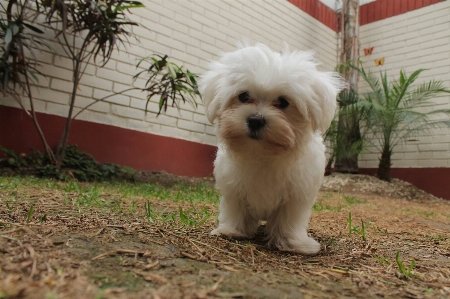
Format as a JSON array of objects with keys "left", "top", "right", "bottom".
[{"left": 247, "top": 114, "right": 266, "bottom": 131}]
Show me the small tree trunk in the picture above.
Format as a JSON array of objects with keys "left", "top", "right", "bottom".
[
  {"left": 23, "top": 71, "right": 57, "bottom": 164},
  {"left": 325, "top": 155, "right": 334, "bottom": 176},
  {"left": 340, "top": 0, "right": 360, "bottom": 88},
  {"left": 377, "top": 147, "right": 392, "bottom": 182},
  {"left": 335, "top": 156, "right": 359, "bottom": 174},
  {"left": 335, "top": 0, "right": 360, "bottom": 174},
  {"left": 55, "top": 34, "right": 92, "bottom": 168}
]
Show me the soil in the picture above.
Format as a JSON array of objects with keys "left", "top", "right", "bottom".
[{"left": 1, "top": 172, "right": 449, "bottom": 299}]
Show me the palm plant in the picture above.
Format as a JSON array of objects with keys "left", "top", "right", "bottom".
[
  {"left": 352, "top": 65, "right": 450, "bottom": 182},
  {"left": 324, "top": 116, "right": 337, "bottom": 175},
  {"left": 334, "top": 88, "right": 367, "bottom": 174},
  {"left": 325, "top": 89, "right": 367, "bottom": 175}
]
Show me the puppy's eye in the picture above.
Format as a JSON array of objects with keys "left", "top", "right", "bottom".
[
  {"left": 276, "top": 96, "right": 289, "bottom": 109},
  {"left": 238, "top": 91, "right": 250, "bottom": 103}
]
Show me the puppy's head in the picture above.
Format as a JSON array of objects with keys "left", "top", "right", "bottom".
[{"left": 199, "top": 44, "right": 344, "bottom": 156}]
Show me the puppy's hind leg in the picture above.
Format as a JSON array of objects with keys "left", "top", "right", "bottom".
[
  {"left": 211, "top": 194, "right": 258, "bottom": 240},
  {"left": 266, "top": 198, "right": 320, "bottom": 255}
]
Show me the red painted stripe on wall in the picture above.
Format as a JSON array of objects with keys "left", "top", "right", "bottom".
[
  {"left": 288, "top": 0, "right": 338, "bottom": 31},
  {"left": 0, "top": 106, "right": 216, "bottom": 177},
  {"left": 288, "top": 0, "right": 445, "bottom": 30},
  {"left": 360, "top": 0, "right": 445, "bottom": 25}
]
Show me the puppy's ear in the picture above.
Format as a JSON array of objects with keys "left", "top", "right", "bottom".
[
  {"left": 198, "top": 66, "right": 223, "bottom": 124},
  {"left": 309, "top": 72, "right": 345, "bottom": 133}
]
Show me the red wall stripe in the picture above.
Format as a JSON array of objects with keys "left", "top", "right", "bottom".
[
  {"left": 378, "top": 0, "right": 386, "bottom": 20},
  {"left": 374, "top": 0, "right": 382, "bottom": 21},
  {"left": 288, "top": 0, "right": 338, "bottom": 31},
  {"left": 0, "top": 106, "right": 216, "bottom": 177},
  {"left": 360, "top": 0, "right": 445, "bottom": 26},
  {"left": 288, "top": 0, "right": 445, "bottom": 31},
  {"left": 288, "top": 0, "right": 445, "bottom": 29},
  {"left": 400, "top": 0, "right": 408, "bottom": 14},
  {"left": 288, "top": 0, "right": 445, "bottom": 27},
  {"left": 387, "top": 0, "right": 394, "bottom": 18}
]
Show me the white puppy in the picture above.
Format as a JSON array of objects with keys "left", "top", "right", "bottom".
[{"left": 199, "top": 44, "right": 343, "bottom": 255}]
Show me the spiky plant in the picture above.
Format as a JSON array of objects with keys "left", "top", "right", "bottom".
[
  {"left": 37, "top": 0, "right": 144, "bottom": 167},
  {"left": 324, "top": 88, "right": 368, "bottom": 175},
  {"left": 352, "top": 65, "right": 450, "bottom": 181},
  {"left": 0, "top": 0, "right": 56, "bottom": 163}
]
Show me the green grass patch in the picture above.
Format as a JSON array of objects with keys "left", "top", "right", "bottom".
[
  {"left": 373, "top": 254, "right": 389, "bottom": 265},
  {"left": 342, "top": 195, "right": 366, "bottom": 205},
  {"left": 0, "top": 176, "right": 220, "bottom": 205},
  {"left": 395, "top": 250, "right": 417, "bottom": 278},
  {"left": 405, "top": 208, "right": 438, "bottom": 219},
  {"left": 313, "top": 199, "right": 343, "bottom": 212},
  {"left": 347, "top": 212, "right": 370, "bottom": 241},
  {"left": 313, "top": 194, "right": 366, "bottom": 213},
  {"left": 0, "top": 175, "right": 220, "bottom": 223},
  {"left": 427, "top": 234, "right": 446, "bottom": 242}
]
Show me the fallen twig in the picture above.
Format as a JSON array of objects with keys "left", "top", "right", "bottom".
[
  {"left": 26, "top": 245, "right": 37, "bottom": 278},
  {"left": 92, "top": 249, "right": 152, "bottom": 260},
  {"left": 0, "top": 234, "right": 23, "bottom": 247},
  {"left": 89, "top": 227, "right": 105, "bottom": 237},
  {"left": 144, "top": 260, "right": 159, "bottom": 270},
  {"left": 181, "top": 251, "right": 199, "bottom": 260},
  {"left": 131, "top": 269, "right": 169, "bottom": 284},
  {"left": 207, "top": 276, "right": 224, "bottom": 295}
]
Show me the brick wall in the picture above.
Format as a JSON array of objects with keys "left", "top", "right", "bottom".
[
  {"left": 357, "top": 0, "right": 450, "bottom": 169},
  {"left": 0, "top": 0, "right": 338, "bottom": 147}
]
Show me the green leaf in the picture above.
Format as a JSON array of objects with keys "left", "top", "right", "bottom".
[
  {"left": 28, "top": 71, "right": 39, "bottom": 83},
  {"left": 408, "top": 259, "right": 415, "bottom": 273},
  {"left": 11, "top": 23, "right": 20, "bottom": 35},
  {"left": 2, "top": 69, "right": 10, "bottom": 90},
  {"left": 114, "top": 3, "right": 145, "bottom": 12},
  {"left": 167, "top": 62, "right": 177, "bottom": 79},
  {"left": 179, "top": 206, "right": 188, "bottom": 224},
  {"left": 158, "top": 95, "right": 164, "bottom": 110},
  {"left": 5, "top": 28, "right": 12, "bottom": 45},
  {"left": 151, "top": 57, "right": 160, "bottom": 67},
  {"left": 23, "top": 23, "right": 44, "bottom": 34},
  {"left": 26, "top": 205, "right": 35, "bottom": 224},
  {"left": 396, "top": 250, "right": 406, "bottom": 274},
  {"left": 7, "top": 157, "right": 15, "bottom": 165},
  {"left": 39, "top": 214, "right": 47, "bottom": 224}
]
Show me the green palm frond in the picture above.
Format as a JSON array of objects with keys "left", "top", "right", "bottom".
[
  {"left": 403, "top": 80, "right": 450, "bottom": 108},
  {"left": 351, "top": 64, "right": 450, "bottom": 181}
]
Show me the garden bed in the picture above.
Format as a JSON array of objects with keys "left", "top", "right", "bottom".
[{"left": 0, "top": 174, "right": 449, "bottom": 298}]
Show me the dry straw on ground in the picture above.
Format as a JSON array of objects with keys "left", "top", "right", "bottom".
[{"left": 0, "top": 173, "right": 449, "bottom": 298}]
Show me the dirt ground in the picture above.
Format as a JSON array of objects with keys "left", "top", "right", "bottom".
[{"left": 0, "top": 173, "right": 449, "bottom": 299}]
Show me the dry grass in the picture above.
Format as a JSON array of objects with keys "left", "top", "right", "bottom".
[{"left": 0, "top": 175, "right": 449, "bottom": 299}]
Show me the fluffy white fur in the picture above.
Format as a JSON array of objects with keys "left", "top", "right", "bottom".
[{"left": 199, "top": 44, "right": 344, "bottom": 255}]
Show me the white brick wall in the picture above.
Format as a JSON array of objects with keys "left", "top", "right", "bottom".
[
  {"left": 358, "top": 1, "right": 450, "bottom": 169},
  {"left": 0, "top": 0, "right": 338, "bottom": 147}
]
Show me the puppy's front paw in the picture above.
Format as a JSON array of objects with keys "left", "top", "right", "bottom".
[
  {"left": 275, "top": 237, "right": 321, "bottom": 255},
  {"left": 211, "top": 226, "right": 253, "bottom": 240}
]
